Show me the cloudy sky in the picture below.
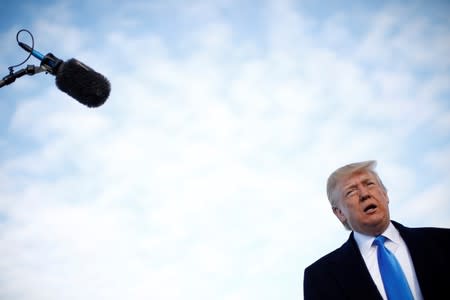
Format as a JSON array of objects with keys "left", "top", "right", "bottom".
[{"left": 0, "top": 0, "right": 449, "bottom": 299}]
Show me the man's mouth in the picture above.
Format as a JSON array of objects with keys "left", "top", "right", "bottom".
[{"left": 364, "top": 204, "right": 377, "bottom": 214}]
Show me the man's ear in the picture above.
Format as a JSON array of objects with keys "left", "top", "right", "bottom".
[{"left": 332, "top": 206, "right": 347, "bottom": 223}]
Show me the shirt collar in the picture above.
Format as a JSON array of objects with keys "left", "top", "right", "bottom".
[{"left": 353, "top": 222, "right": 400, "bottom": 255}]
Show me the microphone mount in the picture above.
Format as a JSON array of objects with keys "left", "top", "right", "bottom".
[
  {"left": 0, "top": 64, "right": 45, "bottom": 88},
  {"left": 0, "top": 29, "right": 51, "bottom": 88},
  {"left": 18, "top": 42, "right": 63, "bottom": 75}
]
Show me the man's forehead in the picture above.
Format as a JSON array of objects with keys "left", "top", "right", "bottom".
[{"left": 339, "top": 171, "right": 375, "bottom": 187}]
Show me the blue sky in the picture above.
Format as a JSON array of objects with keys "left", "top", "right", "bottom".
[{"left": 0, "top": 0, "right": 449, "bottom": 299}]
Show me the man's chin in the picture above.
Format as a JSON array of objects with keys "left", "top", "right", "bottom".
[{"left": 357, "top": 216, "right": 390, "bottom": 235}]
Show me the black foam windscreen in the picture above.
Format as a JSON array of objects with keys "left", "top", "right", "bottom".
[{"left": 55, "top": 58, "right": 111, "bottom": 108}]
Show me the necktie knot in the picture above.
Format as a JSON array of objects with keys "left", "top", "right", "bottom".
[{"left": 373, "top": 235, "right": 387, "bottom": 247}]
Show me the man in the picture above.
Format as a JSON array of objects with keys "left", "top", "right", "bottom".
[{"left": 303, "top": 160, "right": 450, "bottom": 300}]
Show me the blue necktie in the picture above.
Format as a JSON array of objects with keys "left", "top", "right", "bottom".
[{"left": 373, "top": 236, "right": 414, "bottom": 300}]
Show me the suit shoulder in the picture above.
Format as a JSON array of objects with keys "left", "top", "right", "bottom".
[
  {"left": 396, "top": 222, "right": 450, "bottom": 247},
  {"left": 412, "top": 226, "right": 450, "bottom": 242},
  {"left": 401, "top": 223, "right": 450, "bottom": 238},
  {"left": 305, "top": 242, "right": 348, "bottom": 272}
]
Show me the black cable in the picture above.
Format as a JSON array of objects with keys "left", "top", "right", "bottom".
[{"left": 7, "top": 29, "right": 34, "bottom": 74}]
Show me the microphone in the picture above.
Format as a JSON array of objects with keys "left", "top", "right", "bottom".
[{"left": 18, "top": 42, "right": 111, "bottom": 108}]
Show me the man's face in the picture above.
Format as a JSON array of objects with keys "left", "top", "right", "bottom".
[{"left": 332, "top": 170, "right": 390, "bottom": 236}]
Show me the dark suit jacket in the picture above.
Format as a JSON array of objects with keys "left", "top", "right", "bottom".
[{"left": 303, "top": 221, "right": 450, "bottom": 300}]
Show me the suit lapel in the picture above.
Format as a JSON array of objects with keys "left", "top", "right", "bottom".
[
  {"left": 393, "top": 221, "right": 431, "bottom": 298},
  {"left": 330, "top": 233, "right": 383, "bottom": 300}
]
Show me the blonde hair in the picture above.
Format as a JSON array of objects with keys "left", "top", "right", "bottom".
[{"left": 327, "top": 160, "right": 386, "bottom": 207}]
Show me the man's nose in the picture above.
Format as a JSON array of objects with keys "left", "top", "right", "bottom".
[{"left": 359, "top": 186, "right": 371, "bottom": 201}]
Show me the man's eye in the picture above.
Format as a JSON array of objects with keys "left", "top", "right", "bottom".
[{"left": 345, "top": 190, "right": 356, "bottom": 197}]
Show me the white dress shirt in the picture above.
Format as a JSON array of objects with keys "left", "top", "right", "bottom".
[{"left": 353, "top": 222, "right": 423, "bottom": 300}]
